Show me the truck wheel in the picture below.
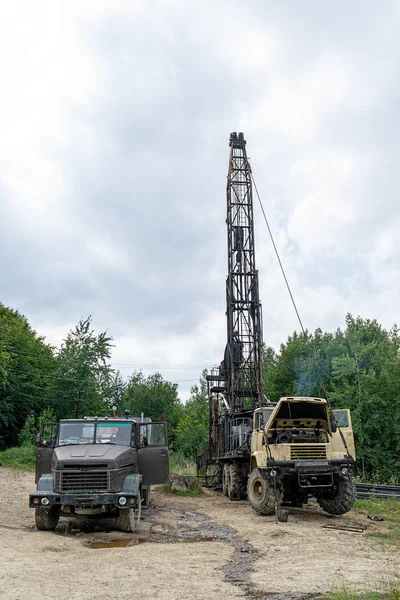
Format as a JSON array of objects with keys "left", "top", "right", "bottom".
[
  {"left": 247, "top": 469, "right": 282, "bottom": 515},
  {"left": 317, "top": 475, "right": 356, "bottom": 515},
  {"left": 35, "top": 507, "right": 60, "bottom": 531},
  {"left": 228, "top": 464, "right": 247, "bottom": 501},
  {"left": 222, "top": 463, "right": 230, "bottom": 497},
  {"left": 118, "top": 498, "right": 141, "bottom": 533}
]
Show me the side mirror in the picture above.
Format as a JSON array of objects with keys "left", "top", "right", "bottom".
[
  {"left": 35, "top": 434, "right": 41, "bottom": 446},
  {"left": 142, "top": 436, "right": 148, "bottom": 447},
  {"left": 330, "top": 416, "right": 337, "bottom": 433}
]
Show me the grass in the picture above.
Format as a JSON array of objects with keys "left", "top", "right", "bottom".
[
  {"left": 163, "top": 454, "right": 203, "bottom": 496},
  {"left": 353, "top": 497, "right": 400, "bottom": 547},
  {"left": 327, "top": 583, "right": 400, "bottom": 599},
  {"left": 168, "top": 487, "right": 203, "bottom": 497},
  {"left": 0, "top": 445, "right": 36, "bottom": 470},
  {"left": 168, "top": 452, "right": 197, "bottom": 476}
]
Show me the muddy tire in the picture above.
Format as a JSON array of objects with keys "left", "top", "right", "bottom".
[
  {"left": 35, "top": 507, "right": 60, "bottom": 531},
  {"left": 247, "top": 469, "right": 282, "bottom": 515},
  {"left": 317, "top": 475, "right": 356, "bottom": 515},
  {"left": 222, "top": 463, "right": 230, "bottom": 497},
  {"left": 228, "top": 464, "right": 247, "bottom": 501},
  {"left": 118, "top": 498, "right": 141, "bottom": 532}
]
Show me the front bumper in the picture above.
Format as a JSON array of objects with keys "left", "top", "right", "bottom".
[
  {"left": 260, "top": 459, "right": 354, "bottom": 489},
  {"left": 29, "top": 491, "right": 140, "bottom": 509}
]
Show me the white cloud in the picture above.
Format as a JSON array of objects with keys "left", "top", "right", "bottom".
[{"left": 2, "top": 0, "right": 400, "bottom": 401}]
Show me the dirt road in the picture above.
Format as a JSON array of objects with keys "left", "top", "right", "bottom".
[{"left": 0, "top": 466, "right": 398, "bottom": 599}]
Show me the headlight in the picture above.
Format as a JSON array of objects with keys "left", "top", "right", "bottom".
[
  {"left": 41, "top": 497, "right": 50, "bottom": 506},
  {"left": 270, "top": 469, "right": 277, "bottom": 477},
  {"left": 341, "top": 467, "right": 348, "bottom": 474},
  {"left": 118, "top": 496, "right": 127, "bottom": 506}
]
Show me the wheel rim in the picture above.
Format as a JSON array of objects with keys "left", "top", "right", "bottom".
[{"left": 251, "top": 477, "right": 264, "bottom": 502}]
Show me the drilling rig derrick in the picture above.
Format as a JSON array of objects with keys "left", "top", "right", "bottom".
[{"left": 205, "top": 132, "right": 264, "bottom": 465}]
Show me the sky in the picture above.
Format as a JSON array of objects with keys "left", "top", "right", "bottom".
[{"left": 1, "top": 0, "right": 400, "bottom": 402}]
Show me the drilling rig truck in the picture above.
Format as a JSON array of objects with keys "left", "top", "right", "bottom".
[{"left": 198, "top": 132, "right": 356, "bottom": 516}]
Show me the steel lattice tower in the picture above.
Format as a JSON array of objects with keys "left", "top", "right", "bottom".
[{"left": 223, "top": 132, "right": 263, "bottom": 412}]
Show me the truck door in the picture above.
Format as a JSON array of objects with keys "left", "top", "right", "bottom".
[
  {"left": 332, "top": 409, "right": 356, "bottom": 461},
  {"left": 35, "top": 422, "right": 57, "bottom": 483},
  {"left": 137, "top": 422, "right": 169, "bottom": 485}
]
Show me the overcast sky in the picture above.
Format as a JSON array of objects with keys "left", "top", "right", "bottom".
[{"left": 1, "top": 1, "right": 400, "bottom": 401}]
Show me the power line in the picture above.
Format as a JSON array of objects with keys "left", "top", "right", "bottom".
[
  {"left": 4, "top": 367, "right": 95, "bottom": 385},
  {"left": 5, "top": 385, "right": 56, "bottom": 402},
  {"left": 4, "top": 366, "right": 201, "bottom": 385},
  {"left": 3, "top": 348, "right": 216, "bottom": 370}
]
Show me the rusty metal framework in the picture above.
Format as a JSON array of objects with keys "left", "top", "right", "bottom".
[
  {"left": 200, "top": 132, "right": 264, "bottom": 468},
  {"left": 207, "top": 132, "right": 263, "bottom": 411},
  {"left": 225, "top": 131, "right": 263, "bottom": 411}
]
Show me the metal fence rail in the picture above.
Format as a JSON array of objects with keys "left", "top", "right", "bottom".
[{"left": 355, "top": 483, "right": 400, "bottom": 500}]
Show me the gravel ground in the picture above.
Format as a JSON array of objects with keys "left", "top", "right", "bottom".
[{"left": 0, "top": 466, "right": 398, "bottom": 599}]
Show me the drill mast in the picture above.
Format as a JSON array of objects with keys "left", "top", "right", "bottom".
[{"left": 224, "top": 131, "right": 263, "bottom": 411}]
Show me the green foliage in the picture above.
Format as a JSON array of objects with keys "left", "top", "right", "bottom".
[
  {"left": 328, "top": 584, "right": 400, "bottom": 599},
  {"left": 354, "top": 497, "right": 400, "bottom": 547},
  {"left": 174, "top": 371, "right": 209, "bottom": 459},
  {"left": 18, "top": 407, "right": 56, "bottom": 447},
  {"left": 169, "top": 486, "right": 203, "bottom": 497},
  {"left": 263, "top": 314, "right": 400, "bottom": 483},
  {"left": 0, "top": 445, "right": 36, "bottom": 470},
  {"left": 124, "top": 370, "right": 183, "bottom": 447},
  {"left": 49, "top": 316, "right": 115, "bottom": 419},
  {"left": 169, "top": 452, "right": 197, "bottom": 475},
  {"left": 18, "top": 413, "right": 36, "bottom": 447},
  {"left": 0, "top": 304, "right": 56, "bottom": 449}
]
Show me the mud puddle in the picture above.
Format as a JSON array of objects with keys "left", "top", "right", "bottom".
[{"left": 90, "top": 538, "right": 147, "bottom": 549}]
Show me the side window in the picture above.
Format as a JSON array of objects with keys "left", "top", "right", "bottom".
[
  {"left": 333, "top": 410, "right": 350, "bottom": 428},
  {"left": 254, "top": 412, "right": 262, "bottom": 430},
  {"left": 140, "top": 423, "right": 167, "bottom": 446}
]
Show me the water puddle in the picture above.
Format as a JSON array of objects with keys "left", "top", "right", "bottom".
[
  {"left": 90, "top": 539, "right": 130, "bottom": 549},
  {"left": 89, "top": 537, "right": 148, "bottom": 549},
  {"left": 183, "top": 536, "right": 214, "bottom": 543}
]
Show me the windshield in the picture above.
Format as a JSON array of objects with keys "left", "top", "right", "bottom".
[
  {"left": 262, "top": 409, "right": 274, "bottom": 426},
  {"left": 58, "top": 422, "right": 133, "bottom": 446},
  {"left": 333, "top": 410, "right": 349, "bottom": 428}
]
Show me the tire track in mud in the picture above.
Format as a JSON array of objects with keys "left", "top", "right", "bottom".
[
  {"left": 40, "top": 502, "right": 327, "bottom": 599},
  {"left": 127, "top": 504, "right": 325, "bottom": 600}
]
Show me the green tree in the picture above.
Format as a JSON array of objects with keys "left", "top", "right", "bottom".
[
  {"left": 263, "top": 314, "right": 400, "bottom": 482},
  {"left": 104, "top": 370, "right": 126, "bottom": 411},
  {"left": 49, "top": 316, "right": 114, "bottom": 419},
  {"left": 174, "top": 370, "right": 209, "bottom": 459},
  {"left": 329, "top": 315, "right": 400, "bottom": 481},
  {"left": 123, "top": 371, "right": 183, "bottom": 446},
  {"left": 0, "top": 304, "right": 55, "bottom": 449}
]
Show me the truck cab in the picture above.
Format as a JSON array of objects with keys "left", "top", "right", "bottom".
[
  {"left": 29, "top": 415, "right": 169, "bottom": 532},
  {"left": 248, "top": 397, "right": 356, "bottom": 515}
]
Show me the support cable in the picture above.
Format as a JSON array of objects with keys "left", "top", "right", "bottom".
[{"left": 250, "top": 171, "right": 352, "bottom": 458}]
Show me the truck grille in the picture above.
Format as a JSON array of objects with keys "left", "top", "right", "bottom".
[
  {"left": 55, "top": 470, "right": 109, "bottom": 492},
  {"left": 290, "top": 445, "right": 327, "bottom": 460}
]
